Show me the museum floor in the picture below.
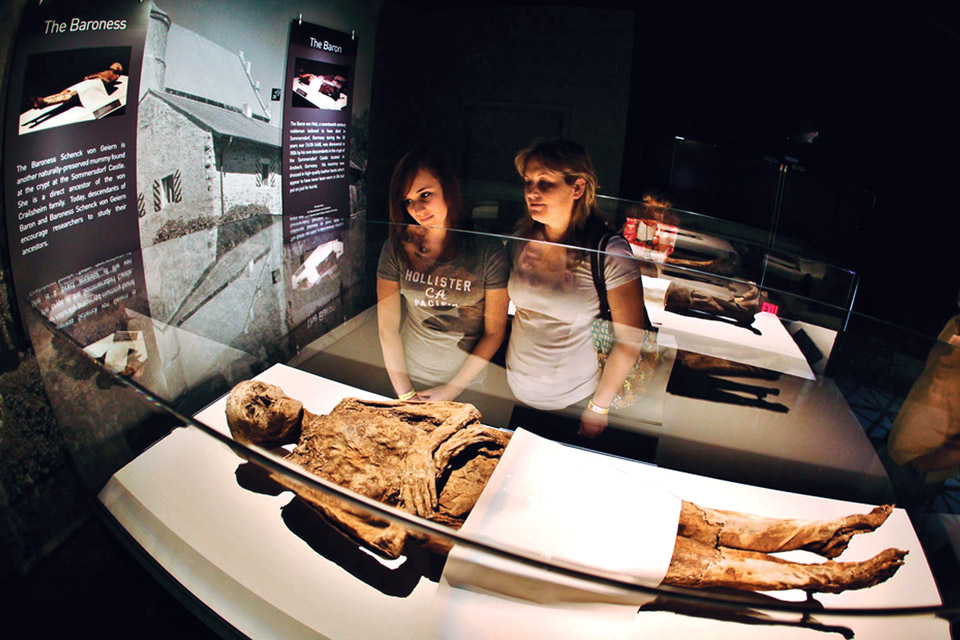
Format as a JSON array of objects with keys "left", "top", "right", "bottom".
[{"left": 2, "top": 515, "right": 223, "bottom": 638}]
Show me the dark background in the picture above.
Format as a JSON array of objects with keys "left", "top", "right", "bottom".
[
  {"left": 367, "top": 0, "right": 960, "bottom": 337},
  {"left": 19, "top": 46, "right": 131, "bottom": 114},
  {"left": 0, "top": 1, "right": 958, "bottom": 632}
]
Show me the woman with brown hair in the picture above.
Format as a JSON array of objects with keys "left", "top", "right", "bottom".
[
  {"left": 507, "top": 138, "right": 647, "bottom": 439},
  {"left": 377, "top": 148, "right": 510, "bottom": 402}
]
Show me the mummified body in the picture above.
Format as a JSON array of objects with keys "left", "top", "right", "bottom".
[
  {"left": 226, "top": 381, "right": 508, "bottom": 558},
  {"left": 226, "top": 381, "right": 906, "bottom": 593},
  {"left": 664, "top": 282, "right": 763, "bottom": 326}
]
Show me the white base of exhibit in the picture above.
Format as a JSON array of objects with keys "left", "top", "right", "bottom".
[
  {"left": 641, "top": 275, "right": 816, "bottom": 380},
  {"left": 99, "top": 365, "right": 948, "bottom": 639}
]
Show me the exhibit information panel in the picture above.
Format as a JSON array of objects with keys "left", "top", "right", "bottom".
[
  {"left": 281, "top": 19, "right": 358, "bottom": 352},
  {"left": 3, "top": 0, "right": 150, "bottom": 341},
  {"left": 281, "top": 19, "right": 355, "bottom": 227}
]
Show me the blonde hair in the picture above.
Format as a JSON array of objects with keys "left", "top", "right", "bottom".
[{"left": 514, "top": 138, "right": 606, "bottom": 246}]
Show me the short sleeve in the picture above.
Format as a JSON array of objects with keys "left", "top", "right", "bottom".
[
  {"left": 602, "top": 235, "right": 642, "bottom": 291},
  {"left": 482, "top": 237, "right": 510, "bottom": 289},
  {"left": 377, "top": 240, "right": 400, "bottom": 281}
]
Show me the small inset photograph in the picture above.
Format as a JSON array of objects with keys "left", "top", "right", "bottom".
[
  {"left": 291, "top": 58, "right": 349, "bottom": 111},
  {"left": 291, "top": 237, "right": 344, "bottom": 291},
  {"left": 18, "top": 46, "right": 131, "bottom": 136},
  {"left": 83, "top": 330, "right": 148, "bottom": 377}
]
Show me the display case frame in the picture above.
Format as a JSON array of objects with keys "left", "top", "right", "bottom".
[{"left": 19, "top": 200, "right": 960, "bottom": 637}]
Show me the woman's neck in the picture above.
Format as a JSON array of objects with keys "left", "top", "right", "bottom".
[
  {"left": 407, "top": 224, "right": 449, "bottom": 261},
  {"left": 425, "top": 225, "right": 449, "bottom": 247},
  {"left": 541, "top": 222, "right": 567, "bottom": 244}
]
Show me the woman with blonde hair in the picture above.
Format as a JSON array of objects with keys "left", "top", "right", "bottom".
[{"left": 507, "top": 138, "right": 646, "bottom": 442}]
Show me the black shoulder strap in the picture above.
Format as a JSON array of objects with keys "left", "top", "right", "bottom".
[
  {"left": 591, "top": 232, "right": 651, "bottom": 328},
  {"left": 591, "top": 232, "right": 615, "bottom": 321}
]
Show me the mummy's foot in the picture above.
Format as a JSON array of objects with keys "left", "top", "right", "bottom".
[
  {"left": 805, "top": 547, "right": 907, "bottom": 593},
  {"left": 802, "top": 505, "right": 894, "bottom": 559}
]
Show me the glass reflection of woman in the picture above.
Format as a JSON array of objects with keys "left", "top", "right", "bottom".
[
  {"left": 377, "top": 148, "right": 510, "bottom": 402},
  {"left": 884, "top": 287, "right": 960, "bottom": 506},
  {"left": 507, "top": 138, "right": 646, "bottom": 438}
]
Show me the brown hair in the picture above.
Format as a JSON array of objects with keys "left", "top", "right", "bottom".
[
  {"left": 513, "top": 138, "right": 607, "bottom": 247},
  {"left": 387, "top": 148, "right": 471, "bottom": 264},
  {"left": 388, "top": 147, "right": 467, "bottom": 231}
]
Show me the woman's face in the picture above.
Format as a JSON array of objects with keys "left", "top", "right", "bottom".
[
  {"left": 403, "top": 168, "right": 448, "bottom": 228},
  {"left": 522, "top": 158, "right": 585, "bottom": 236}
]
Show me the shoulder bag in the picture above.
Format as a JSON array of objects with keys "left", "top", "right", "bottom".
[{"left": 589, "top": 232, "right": 658, "bottom": 409}]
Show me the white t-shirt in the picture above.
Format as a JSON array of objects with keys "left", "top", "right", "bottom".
[{"left": 506, "top": 233, "right": 641, "bottom": 410}]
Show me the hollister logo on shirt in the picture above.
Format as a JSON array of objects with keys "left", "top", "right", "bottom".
[{"left": 405, "top": 269, "right": 473, "bottom": 307}]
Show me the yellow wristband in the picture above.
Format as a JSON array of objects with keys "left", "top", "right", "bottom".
[
  {"left": 398, "top": 390, "right": 416, "bottom": 401},
  {"left": 587, "top": 400, "right": 609, "bottom": 415}
]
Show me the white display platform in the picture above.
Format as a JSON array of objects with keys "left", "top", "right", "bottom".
[
  {"left": 659, "top": 371, "right": 892, "bottom": 502},
  {"left": 641, "top": 275, "right": 815, "bottom": 380},
  {"left": 99, "top": 364, "right": 947, "bottom": 639},
  {"left": 18, "top": 75, "right": 128, "bottom": 135}
]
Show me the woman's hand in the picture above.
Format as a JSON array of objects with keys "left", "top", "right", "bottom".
[
  {"left": 579, "top": 407, "right": 608, "bottom": 438},
  {"left": 417, "top": 383, "right": 463, "bottom": 402}
]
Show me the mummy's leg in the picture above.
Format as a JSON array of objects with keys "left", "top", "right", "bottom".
[
  {"left": 664, "top": 536, "right": 907, "bottom": 593},
  {"left": 34, "top": 89, "right": 78, "bottom": 108},
  {"left": 677, "top": 501, "right": 894, "bottom": 559}
]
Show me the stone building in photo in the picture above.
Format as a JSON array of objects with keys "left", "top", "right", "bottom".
[{"left": 135, "top": 5, "right": 288, "bottom": 395}]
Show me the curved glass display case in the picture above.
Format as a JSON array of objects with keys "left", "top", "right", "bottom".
[{"left": 22, "top": 195, "right": 960, "bottom": 639}]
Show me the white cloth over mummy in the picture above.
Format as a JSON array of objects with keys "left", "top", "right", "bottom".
[{"left": 442, "top": 429, "right": 680, "bottom": 604}]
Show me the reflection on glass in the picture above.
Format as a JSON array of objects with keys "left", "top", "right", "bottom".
[
  {"left": 663, "top": 279, "right": 765, "bottom": 335},
  {"left": 20, "top": 132, "right": 955, "bottom": 633},
  {"left": 506, "top": 138, "right": 647, "bottom": 441},
  {"left": 623, "top": 191, "right": 738, "bottom": 280},
  {"left": 885, "top": 296, "right": 960, "bottom": 508},
  {"left": 376, "top": 148, "right": 509, "bottom": 403}
]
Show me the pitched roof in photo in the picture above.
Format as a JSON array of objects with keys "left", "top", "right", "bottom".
[
  {"left": 164, "top": 23, "right": 271, "bottom": 122},
  {"left": 150, "top": 90, "right": 281, "bottom": 147}
]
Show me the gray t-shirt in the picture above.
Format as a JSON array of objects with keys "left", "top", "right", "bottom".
[
  {"left": 378, "top": 233, "right": 509, "bottom": 386},
  {"left": 507, "top": 233, "right": 641, "bottom": 410}
]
